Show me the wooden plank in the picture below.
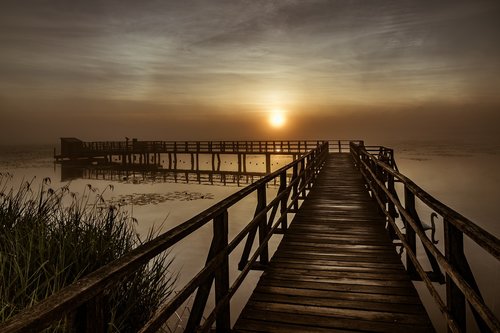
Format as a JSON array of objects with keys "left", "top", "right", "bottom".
[
  {"left": 260, "top": 279, "right": 419, "bottom": 297},
  {"left": 264, "top": 266, "right": 411, "bottom": 281},
  {"left": 235, "top": 318, "right": 355, "bottom": 333},
  {"left": 271, "top": 257, "right": 405, "bottom": 269},
  {"left": 237, "top": 307, "right": 433, "bottom": 333},
  {"left": 255, "top": 285, "right": 422, "bottom": 305},
  {"left": 250, "top": 293, "right": 427, "bottom": 315},
  {"left": 234, "top": 154, "right": 435, "bottom": 332},
  {"left": 263, "top": 272, "right": 414, "bottom": 288},
  {"left": 275, "top": 250, "right": 403, "bottom": 264}
]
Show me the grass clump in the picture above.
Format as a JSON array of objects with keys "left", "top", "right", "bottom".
[{"left": 0, "top": 173, "right": 175, "bottom": 332}]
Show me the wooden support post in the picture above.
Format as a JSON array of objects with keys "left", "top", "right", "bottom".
[
  {"left": 191, "top": 153, "right": 194, "bottom": 170},
  {"left": 214, "top": 211, "right": 230, "bottom": 332},
  {"left": 185, "top": 213, "right": 226, "bottom": 332},
  {"left": 257, "top": 185, "right": 269, "bottom": 265},
  {"left": 237, "top": 154, "right": 242, "bottom": 173},
  {"left": 279, "top": 172, "right": 288, "bottom": 232},
  {"left": 292, "top": 164, "right": 299, "bottom": 211},
  {"left": 238, "top": 185, "right": 268, "bottom": 270},
  {"left": 211, "top": 153, "right": 215, "bottom": 171},
  {"left": 386, "top": 173, "right": 398, "bottom": 240},
  {"left": 243, "top": 154, "right": 247, "bottom": 172},
  {"left": 444, "top": 218, "right": 466, "bottom": 333},
  {"left": 265, "top": 154, "right": 271, "bottom": 174},
  {"left": 404, "top": 186, "right": 418, "bottom": 279},
  {"left": 74, "top": 295, "right": 104, "bottom": 333},
  {"left": 300, "top": 159, "right": 307, "bottom": 196},
  {"left": 375, "top": 163, "right": 387, "bottom": 217}
]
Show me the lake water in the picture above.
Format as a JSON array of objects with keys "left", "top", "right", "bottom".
[{"left": 1, "top": 141, "right": 499, "bottom": 332}]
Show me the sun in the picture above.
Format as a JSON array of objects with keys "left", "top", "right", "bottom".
[{"left": 269, "top": 110, "right": 286, "bottom": 128}]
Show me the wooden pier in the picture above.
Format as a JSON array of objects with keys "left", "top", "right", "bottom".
[
  {"left": 2, "top": 141, "right": 499, "bottom": 333},
  {"left": 233, "top": 154, "right": 434, "bottom": 332},
  {"left": 55, "top": 138, "right": 337, "bottom": 174}
]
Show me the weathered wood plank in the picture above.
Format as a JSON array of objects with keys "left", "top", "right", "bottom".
[
  {"left": 260, "top": 279, "right": 419, "bottom": 297},
  {"left": 235, "top": 318, "right": 356, "bottom": 333},
  {"left": 254, "top": 285, "right": 422, "bottom": 304},
  {"left": 250, "top": 293, "right": 428, "bottom": 314},
  {"left": 236, "top": 308, "right": 433, "bottom": 333}
]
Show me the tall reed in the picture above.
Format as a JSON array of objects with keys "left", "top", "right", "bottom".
[{"left": 0, "top": 173, "right": 175, "bottom": 332}]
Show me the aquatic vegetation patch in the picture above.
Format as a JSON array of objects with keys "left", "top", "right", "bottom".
[{"left": 110, "top": 191, "right": 214, "bottom": 206}]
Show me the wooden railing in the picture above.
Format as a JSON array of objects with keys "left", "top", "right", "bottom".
[
  {"left": 1, "top": 142, "right": 330, "bottom": 333},
  {"left": 350, "top": 142, "right": 500, "bottom": 333},
  {"left": 327, "top": 140, "right": 363, "bottom": 153},
  {"left": 75, "top": 140, "right": 331, "bottom": 155}
]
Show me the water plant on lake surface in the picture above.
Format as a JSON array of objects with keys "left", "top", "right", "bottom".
[{"left": 0, "top": 173, "right": 175, "bottom": 332}]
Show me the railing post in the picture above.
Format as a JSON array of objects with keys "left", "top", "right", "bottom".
[
  {"left": 257, "top": 185, "right": 269, "bottom": 265},
  {"left": 371, "top": 156, "right": 388, "bottom": 218},
  {"left": 265, "top": 154, "right": 271, "bottom": 174},
  {"left": 238, "top": 185, "right": 268, "bottom": 270},
  {"left": 403, "top": 186, "right": 418, "bottom": 279},
  {"left": 185, "top": 211, "right": 229, "bottom": 332},
  {"left": 444, "top": 218, "right": 466, "bottom": 332},
  {"left": 292, "top": 163, "right": 299, "bottom": 211},
  {"left": 214, "top": 210, "right": 230, "bottom": 333},
  {"left": 74, "top": 294, "right": 104, "bottom": 333},
  {"left": 300, "top": 158, "right": 306, "bottom": 197},
  {"left": 386, "top": 173, "right": 398, "bottom": 240},
  {"left": 279, "top": 172, "right": 288, "bottom": 232}
]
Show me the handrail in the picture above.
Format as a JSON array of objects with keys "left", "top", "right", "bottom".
[
  {"left": 58, "top": 139, "right": 339, "bottom": 157},
  {"left": 350, "top": 141, "right": 500, "bottom": 333},
  {"left": 1, "top": 142, "right": 329, "bottom": 332}
]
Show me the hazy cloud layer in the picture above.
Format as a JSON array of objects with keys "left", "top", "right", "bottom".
[{"left": 1, "top": 0, "right": 499, "bottom": 143}]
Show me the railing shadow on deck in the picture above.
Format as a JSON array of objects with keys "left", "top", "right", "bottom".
[
  {"left": 350, "top": 142, "right": 500, "bottom": 333},
  {"left": 0, "top": 141, "right": 337, "bottom": 333}
]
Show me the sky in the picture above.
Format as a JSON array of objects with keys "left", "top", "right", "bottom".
[{"left": 1, "top": 0, "right": 499, "bottom": 144}]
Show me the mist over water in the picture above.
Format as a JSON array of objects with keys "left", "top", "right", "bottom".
[{"left": 1, "top": 140, "right": 498, "bottom": 331}]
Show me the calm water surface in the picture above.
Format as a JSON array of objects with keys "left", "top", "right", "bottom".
[{"left": 1, "top": 141, "right": 499, "bottom": 332}]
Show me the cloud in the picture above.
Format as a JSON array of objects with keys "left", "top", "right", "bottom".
[{"left": 1, "top": 0, "right": 499, "bottom": 143}]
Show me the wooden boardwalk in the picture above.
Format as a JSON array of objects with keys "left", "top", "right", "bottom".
[{"left": 233, "top": 154, "right": 434, "bottom": 333}]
